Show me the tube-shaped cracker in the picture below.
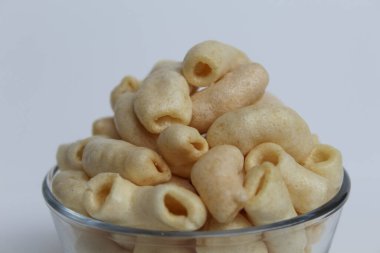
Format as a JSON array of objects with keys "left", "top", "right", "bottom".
[
  {"left": 312, "top": 134, "right": 320, "bottom": 145},
  {"left": 110, "top": 75, "right": 140, "bottom": 110},
  {"left": 114, "top": 92, "right": 157, "bottom": 150},
  {"left": 52, "top": 170, "right": 89, "bottom": 215},
  {"left": 182, "top": 40, "right": 250, "bottom": 87},
  {"left": 244, "top": 162, "right": 297, "bottom": 224},
  {"left": 191, "top": 145, "right": 248, "bottom": 223},
  {"left": 250, "top": 92, "right": 283, "bottom": 109},
  {"left": 151, "top": 60, "right": 197, "bottom": 94},
  {"left": 82, "top": 138, "right": 171, "bottom": 186},
  {"left": 92, "top": 116, "right": 121, "bottom": 139},
  {"left": 84, "top": 173, "right": 207, "bottom": 231},
  {"left": 134, "top": 64, "right": 192, "bottom": 134},
  {"left": 76, "top": 232, "right": 130, "bottom": 253},
  {"left": 157, "top": 124, "right": 208, "bottom": 178},
  {"left": 165, "top": 175, "right": 196, "bottom": 193},
  {"left": 303, "top": 144, "right": 343, "bottom": 199},
  {"left": 245, "top": 143, "right": 329, "bottom": 214},
  {"left": 207, "top": 105, "right": 314, "bottom": 162},
  {"left": 190, "top": 63, "right": 269, "bottom": 133},
  {"left": 196, "top": 214, "right": 268, "bottom": 253},
  {"left": 56, "top": 137, "right": 93, "bottom": 171},
  {"left": 244, "top": 162, "right": 307, "bottom": 253}
]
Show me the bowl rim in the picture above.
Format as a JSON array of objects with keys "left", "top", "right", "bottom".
[{"left": 42, "top": 166, "right": 350, "bottom": 238}]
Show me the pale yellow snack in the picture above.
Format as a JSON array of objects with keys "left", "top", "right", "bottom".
[
  {"left": 182, "top": 40, "right": 250, "bottom": 87},
  {"left": 56, "top": 137, "right": 94, "bottom": 171},
  {"left": 92, "top": 116, "right": 121, "bottom": 139},
  {"left": 150, "top": 60, "right": 197, "bottom": 95},
  {"left": 110, "top": 75, "right": 140, "bottom": 110},
  {"left": 114, "top": 92, "right": 157, "bottom": 150},
  {"left": 250, "top": 92, "right": 283, "bottom": 109},
  {"left": 84, "top": 173, "right": 207, "bottom": 231},
  {"left": 165, "top": 175, "right": 196, "bottom": 193},
  {"left": 244, "top": 162, "right": 297, "bottom": 224},
  {"left": 191, "top": 145, "right": 248, "bottom": 223},
  {"left": 303, "top": 144, "right": 343, "bottom": 199},
  {"left": 134, "top": 63, "right": 192, "bottom": 134},
  {"left": 52, "top": 170, "right": 89, "bottom": 215},
  {"left": 190, "top": 63, "right": 269, "bottom": 133},
  {"left": 82, "top": 137, "right": 171, "bottom": 186},
  {"left": 244, "top": 162, "right": 307, "bottom": 253},
  {"left": 196, "top": 214, "right": 268, "bottom": 253},
  {"left": 76, "top": 232, "right": 131, "bottom": 253},
  {"left": 207, "top": 105, "right": 314, "bottom": 162},
  {"left": 245, "top": 143, "right": 329, "bottom": 214},
  {"left": 157, "top": 124, "right": 208, "bottom": 178},
  {"left": 311, "top": 134, "right": 320, "bottom": 145}
]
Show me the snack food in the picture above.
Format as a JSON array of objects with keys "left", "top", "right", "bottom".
[
  {"left": 84, "top": 173, "right": 206, "bottom": 231},
  {"left": 157, "top": 124, "right": 208, "bottom": 178},
  {"left": 82, "top": 137, "right": 170, "bottom": 186},
  {"left": 245, "top": 143, "right": 330, "bottom": 213},
  {"left": 190, "top": 62, "right": 269, "bottom": 133},
  {"left": 51, "top": 40, "right": 344, "bottom": 253},
  {"left": 191, "top": 145, "right": 247, "bottom": 223},
  {"left": 134, "top": 62, "right": 192, "bottom": 134},
  {"left": 92, "top": 116, "right": 121, "bottom": 139},
  {"left": 182, "top": 40, "right": 250, "bottom": 87}
]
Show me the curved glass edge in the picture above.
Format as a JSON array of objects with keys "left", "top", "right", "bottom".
[{"left": 42, "top": 166, "right": 351, "bottom": 238}]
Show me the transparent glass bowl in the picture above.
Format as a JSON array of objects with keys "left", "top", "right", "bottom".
[{"left": 42, "top": 166, "right": 350, "bottom": 253}]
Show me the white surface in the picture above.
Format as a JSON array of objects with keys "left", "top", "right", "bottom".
[{"left": 0, "top": 0, "right": 379, "bottom": 252}]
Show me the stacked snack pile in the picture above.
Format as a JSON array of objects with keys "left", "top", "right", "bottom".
[{"left": 53, "top": 40, "right": 343, "bottom": 253}]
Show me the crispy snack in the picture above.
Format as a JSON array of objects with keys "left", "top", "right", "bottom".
[
  {"left": 244, "top": 162, "right": 307, "bottom": 253},
  {"left": 82, "top": 138, "right": 170, "bottom": 186},
  {"left": 52, "top": 170, "right": 89, "bottom": 215},
  {"left": 190, "top": 63, "right": 269, "bottom": 133},
  {"left": 303, "top": 144, "right": 343, "bottom": 199},
  {"left": 84, "top": 173, "right": 207, "bottom": 231},
  {"left": 157, "top": 124, "right": 208, "bottom": 178},
  {"left": 56, "top": 137, "right": 94, "bottom": 171},
  {"left": 150, "top": 60, "right": 197, "bottom": 94},
  {"left": 165, "top": 175, "right": 196, "bottom": 193},
  {"left": 196, "top": 214, "right": 268, "bottom": 253},
  {"left": 191, "top": 145, "right": 248, "bottom": 223},
  {"left": 207, "top": 106, "right": 314, "bottom": 162},
  {"left": 245, "top": 143, "right": 329, "bottom": 214},
  {"left": 114, "top": 92, "right": 157, "bottom": 150},
  {"left": 110, "top": 75, "right": 140, "bottom": 110},
  {"left": 182, "top": 40, "right": 250, "bottom": 87},
  {"left": 250, "top": 92, "right": 283, "bottom": 109},
  {"left": 134, "top": 62, "right": 192, "bottom": 134},
  {"left": 92, "top": 116, "right": 121, "bottom": 139},
  {"left": 312, "top": 134, "right": 320, "bottom": 145}
]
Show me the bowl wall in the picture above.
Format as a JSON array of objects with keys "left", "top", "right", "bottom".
[{"left": 43, "top": 167, "right": 350, "bottom": 253}]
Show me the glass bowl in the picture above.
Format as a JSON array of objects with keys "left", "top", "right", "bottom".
[{"left": 42, "top": 166, "right": 350, "bottom": 253}]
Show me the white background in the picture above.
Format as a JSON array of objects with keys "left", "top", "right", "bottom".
[{"left": 1, "top": 0, "right": 379, "bottom": 252}]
